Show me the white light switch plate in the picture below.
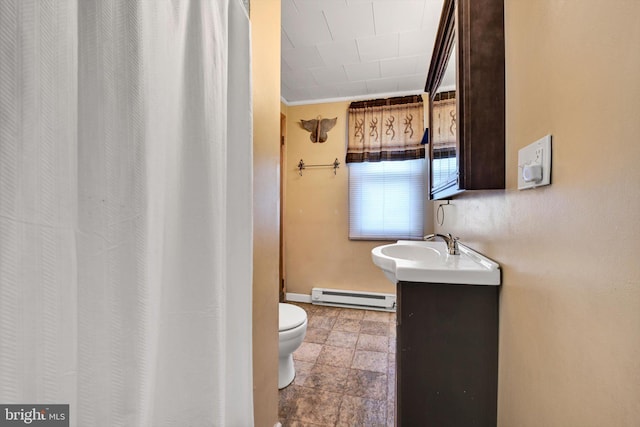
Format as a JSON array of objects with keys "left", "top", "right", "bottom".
[{"left": 518, "top": 134, "right": 552, "bottom": 190}]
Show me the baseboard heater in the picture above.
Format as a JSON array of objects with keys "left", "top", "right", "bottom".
[{"left": 311, "top": 288, "right": 396, "bottom": 312}]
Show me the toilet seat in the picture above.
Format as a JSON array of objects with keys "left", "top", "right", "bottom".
[{"left": 279, "top": 303, "right": 306, "bottom": 332}]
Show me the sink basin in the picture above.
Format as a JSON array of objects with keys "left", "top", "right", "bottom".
[
  {"left": 371, "top": 240, "right": 500, "bottom": 285},
  {"left": 379, "top": 244, "right": 442, "bottom": 262}
]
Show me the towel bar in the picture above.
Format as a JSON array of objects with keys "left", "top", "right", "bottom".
[{"left": 297, "top": 158, "right": 340, "bottom": 176}]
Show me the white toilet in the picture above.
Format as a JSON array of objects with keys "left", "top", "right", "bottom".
[{"left": 278, "top": 303, "right": 308, "bottom": 389}]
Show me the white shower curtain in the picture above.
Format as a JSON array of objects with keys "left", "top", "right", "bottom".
[{"left": 0, "top": 0, "right": 253, "bottom": 426}]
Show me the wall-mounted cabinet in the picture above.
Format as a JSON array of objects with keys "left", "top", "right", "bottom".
[{"left": 425, "top": 0, "right": 505, "bottom": 200}]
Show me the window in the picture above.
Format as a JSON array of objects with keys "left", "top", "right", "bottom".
[
  {"left": 348, "top": 158, "right": 425, "bottom": 240},
  {"left": 432, "top": 149, "right": 457, "bottom": 192}
]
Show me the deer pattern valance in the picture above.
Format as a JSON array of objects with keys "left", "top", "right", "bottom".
[{"left": 346, "top": 97, "right": 424, "bottom": 163}]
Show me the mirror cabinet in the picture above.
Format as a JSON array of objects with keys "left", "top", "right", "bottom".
[{"left": 425, "top": 0, "right": 505, "bottom": 200}]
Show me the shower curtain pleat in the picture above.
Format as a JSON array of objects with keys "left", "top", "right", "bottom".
[
  {"left": 0, "top": 0, "right": 79, "bottom": 413},
  {"left": 225, "top": 1, "right": 254, "bottom": 424},
  {"left": 0, "top": 0, "right": 254, "bottom": 426}
]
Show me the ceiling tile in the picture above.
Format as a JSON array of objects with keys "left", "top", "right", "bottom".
[
  {"left": 282, "top": 28, "right": 294, "bottom": 50},
  {"left": 337, "top": 80, "right": 369, "bottom": 97},
  {"left": 373, "top": 1, "right": 425, "bottom": 35},
  {"left": 282, "top": 47, "right": 325, "bottom": 70},
  {"left": 365, "top": 76, "right": 399, "bottom": 94},
  {"left": 396, "top": 74, "right": 426, "bottom": 91},
  {"left": 293, "top": 0, "right": 348, "bottom": 14},
  {"left": 282, "top": 67, "right": 319, "bottom": 89},
  {"left": 310, "top": 65, "right": 348, "bottom": 85},
  {"left": 344, "top": 61, "right": 381, "bottom": 81},
  {"left": 324, "top": 3, "right": 375, "bottom": 41},
  {"left": 347, "top": 0, "right": 400, "bottom": 4},
  {"left": 281, "top": 82, "right": 294, "bottom": 101},
  {"left": 415, "top": 54, "right": 430, "bottom": 75},
  {"left": 356, "top": 33, "right": 399, "bottom": 62},
  {"left": 380, "top": 56, "right": 419, "bottom": 78},
  {"left": 283, "top": 85, "right": 312, "bottom": 103},
  {"left": 306, "top": 85, "right": 342, "bottom": 100},
  {"left": 316, "top": 40, "right": 360, "bottom": 66},
  {"left": 282, "top": 59, "right": 293, "bottom": 74},
  {"left": 421, "top": 0, "right": 444, "bottom": 29},
  {"left": 282, "top": 0, "right": 333, "bottom": 47},
  {"left": 399, "top": 28, "right": 435, "bottom": 57}
]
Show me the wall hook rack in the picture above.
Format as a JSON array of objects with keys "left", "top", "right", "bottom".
[{"left": 297, "top": 158, "right": 340, "bottom": 176}]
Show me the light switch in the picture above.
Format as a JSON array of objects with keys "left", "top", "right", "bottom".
[
  {"left": 522, "top": 164, "right": 542, "bottom": 182},
  {"left": 518, "top": 134, "right": 552, "bottom": 190}
]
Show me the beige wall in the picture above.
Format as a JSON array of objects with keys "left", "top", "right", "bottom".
[
  {"left": 251, "top": 1, "right": 280, "bottom": 426},
  {"left": 283, "top": 101, "right": 396, "bottom": 296},
  {"left": 433, "top": 1, "right": 640, "bottom": 426}
]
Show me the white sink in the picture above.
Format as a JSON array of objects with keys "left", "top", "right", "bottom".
[{"left": 371, "top": 240, "right": 501, "bottom": 285}]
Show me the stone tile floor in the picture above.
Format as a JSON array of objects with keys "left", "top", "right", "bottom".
[{"left": 278, "top": 302, "right": 396, "bottom": 427}]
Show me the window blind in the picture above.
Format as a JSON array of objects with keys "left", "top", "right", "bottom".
[{"left": 348, "top": 159, "right": 425, "bottom": 240}]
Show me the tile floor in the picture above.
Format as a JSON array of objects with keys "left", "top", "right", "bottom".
[{"left": 278, "top": 302, "right": 396, "bottom": 427}]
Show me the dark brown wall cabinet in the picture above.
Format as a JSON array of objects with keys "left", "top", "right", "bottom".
[
  {"left": 396, "top": 282, "right": 499, "bottom": 426},
  {"left": 425, "top": 0, "right": 505, "bottom": 200}
]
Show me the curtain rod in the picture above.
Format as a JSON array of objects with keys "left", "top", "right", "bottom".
[{"left": 349, "top": 94, "right": 423, "bottom": 109}]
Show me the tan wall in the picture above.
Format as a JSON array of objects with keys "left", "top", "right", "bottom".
[
  {"left": 433, "top": 1, "right": 640, "bottom": 426},
  {"left": 283, "top": 101, "right": 396, "bottom": 296},
  {"left": 251, "top": 1, "right": 280, "bottom": 426}
]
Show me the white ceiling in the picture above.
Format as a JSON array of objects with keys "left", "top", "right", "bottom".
[{"left": 281, "top": 0, "right": 445, "bottom": 105}]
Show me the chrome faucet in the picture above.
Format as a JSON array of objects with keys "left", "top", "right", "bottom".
[{"left": 423, "top": 233, "right": 460, "bottom": 255}]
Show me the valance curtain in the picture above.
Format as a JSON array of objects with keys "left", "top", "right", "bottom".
[
  {"left": 0, "top": 1, "right": 253, "bottom": 426},
  {"left": 346, "top": 95, "right": 425, "bottom": 163},
  {"left": 432, "top": 91, "right": 457, "bottom": 152}
]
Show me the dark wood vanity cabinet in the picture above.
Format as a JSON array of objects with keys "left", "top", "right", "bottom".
[
  {"left": 426, "top": 0, "right": 505, "bottom": 200},
  {"left": 396, "top": 282, "right": 499, "bottom": 426}
]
